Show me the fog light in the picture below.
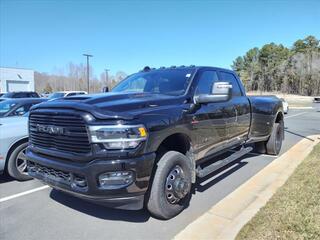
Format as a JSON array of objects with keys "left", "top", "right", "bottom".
[{"left": 99, "top": 171, "right": 134, "bottom": 188}]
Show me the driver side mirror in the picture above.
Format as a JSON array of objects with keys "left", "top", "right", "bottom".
[{"left": 194, "top": 82, "right": 232, "bottom": 104}]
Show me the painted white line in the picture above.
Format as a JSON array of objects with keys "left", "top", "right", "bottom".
[
  {"left": 0, "top": 185, "right": 49, "bottom": 203},
  {"left": 285, "top": 112, "right": 306, "bottom": 119}
]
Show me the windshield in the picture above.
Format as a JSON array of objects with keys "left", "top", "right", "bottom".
[
  {"left": 49, "top": 92, "right": 65, "bottom": 99},
  {"left": 1, "top": 92, "right": 14, "bottom": 98},
  {"left": 112, "top": 69, "right": 195, "bottom": 96},
  {"left": 0, "top": 100, "right": 17, "bottom": 116}
]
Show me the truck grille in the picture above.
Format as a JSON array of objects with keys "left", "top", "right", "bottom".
[{"left": 29, "top": 113, "right": 91, "bottom": 154}]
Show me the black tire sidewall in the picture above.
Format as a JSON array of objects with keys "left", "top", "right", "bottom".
[
  {"left": 266, "top": 123, "right": 282, "bottom": 155},
  {"left": 7, "top": 142, "right": 32, "bottom": 181},
  {"left": 147, "top": 151, "right": 192, "bottom": 219}
]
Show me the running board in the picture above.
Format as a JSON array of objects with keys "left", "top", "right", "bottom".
[{"left": 196, "top": 146, "right": 253, "bottom": 178}]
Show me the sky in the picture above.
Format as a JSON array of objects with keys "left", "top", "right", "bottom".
[{"left": 0, "top": 0, "right": 319, "bottom": 77}]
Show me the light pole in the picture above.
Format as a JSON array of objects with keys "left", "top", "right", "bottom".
[
  {"left": 105, "top": 68, "right": 110, "bottom": 87},
  {"left": 83, "top": 54, "right": 93, "bottom": 93}
]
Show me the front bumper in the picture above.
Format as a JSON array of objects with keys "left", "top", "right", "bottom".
[{"left": 26, "top": 148, "right": 156, "bottom": 210}]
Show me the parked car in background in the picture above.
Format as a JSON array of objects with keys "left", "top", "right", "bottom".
[
  {"left": 280, "top": 98, "right": 289, "bottom": 114},
  {"left": 0, "top": 115, "right": 31, "bottom": 180},
  {"left": 0, "top": 98, "right": 47, "bottom": 118},
  {"left": 314, "top": 96, "right": 320, "bottom": 103},
  {"left": 0, "top": 91, "right": 40, "bottom": 101},
  {"left": 49, "top": 91, "right": 87, "bottom": 100}
]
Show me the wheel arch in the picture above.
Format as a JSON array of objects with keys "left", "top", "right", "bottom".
[{"left": 154, "top": 132, "right": 196, "bottom": 183}]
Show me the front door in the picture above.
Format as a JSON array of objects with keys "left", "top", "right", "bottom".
[{"left": 191, "top": 70, "right": 232, "bottom": 160}]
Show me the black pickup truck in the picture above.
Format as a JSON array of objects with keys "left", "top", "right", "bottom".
[{"left": 26, "top": 66, "right": 284, "bottom": 219}]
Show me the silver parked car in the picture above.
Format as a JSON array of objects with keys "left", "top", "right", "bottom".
[{"left": 0, "top": 116, "right": 31, "bottom": 180}]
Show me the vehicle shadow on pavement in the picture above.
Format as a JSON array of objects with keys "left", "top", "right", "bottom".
[
  {"left": 284, "top": 128, "right": 315, "bottom": 141},
  {"left": 194, "top": 158, "right": 249, "bottom": 193},
  {"left": 49, "top": 189, "right": 150, "bottom": 222},
  {"left": 0, "top": 174, "right": 15, "bottom": 184}
]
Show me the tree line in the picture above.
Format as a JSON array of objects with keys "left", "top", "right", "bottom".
[
  {"left": 35, "top": 62, "right": 127, "bottom": 93},
  {"left": 232, "top": 35, "right": 320, "bottom": 96}
]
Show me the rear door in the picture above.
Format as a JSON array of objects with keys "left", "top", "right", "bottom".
[{"left": 218, "top": 71, "right": 250, "bottom": 143}]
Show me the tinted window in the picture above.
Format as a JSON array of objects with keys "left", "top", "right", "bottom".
[
  {"left": 14, "top": 92, "right": 28, "bottom": 98},
  {"left": 219, "top": 72, "right": 242, "bottom": 96},
  {"left": 195, "top": 71, "right": 219, "bottom": 95},
  {"left": 67, "top": 92, "right": 77, "bottom": 96}
]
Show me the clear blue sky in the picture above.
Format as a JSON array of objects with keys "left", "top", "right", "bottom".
[{"left": 1, "top": 0, "right": 319, "bottom": 77}]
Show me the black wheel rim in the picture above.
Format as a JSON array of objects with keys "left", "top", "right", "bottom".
[
  {"left": 16, "top": 147, "right": 28, "bottom": 175},
  {"left": 165, "top": 165, "right": 190, "bottom": 204}
]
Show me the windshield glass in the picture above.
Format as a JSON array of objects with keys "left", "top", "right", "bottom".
[
  {"left": 112, "top": 69, "right": 195, "bottom": 96},
  {"left": 49, "top": 92, "right": 65, "bottom": 99},
  {"left": 0, "top": 100, "right": 17, "bottom": 116},
  {"left": 1, "top": 92, "right": 14, "bottom": 98}
]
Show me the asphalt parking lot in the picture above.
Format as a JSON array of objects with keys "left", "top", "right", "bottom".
[{"left": 1, "top": 107, "right": 319, "bottom": 240}]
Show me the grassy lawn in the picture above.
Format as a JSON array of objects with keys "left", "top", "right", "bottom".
[{"left": 236, "top": 143, "right": 320, "bottom": 240}]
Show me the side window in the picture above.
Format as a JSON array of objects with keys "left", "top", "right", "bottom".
[
  {"left": 30, "top": 93, "right": 39, "bottom": 98},
  {"left": 11, "top": 104, "right": 32, "bottom": 116},
  {"left": 219, "top": 72, "right": 242, "bottom": 96},
  {"left": 195, "top": 71, "right": 219, "bottom": 95},
  {"left": 67, "top": 92, "right": 77, "bottom": 97}
]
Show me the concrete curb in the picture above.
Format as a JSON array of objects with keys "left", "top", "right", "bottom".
[
  {"left": 174, "top": 135, "right": 320, "bottom": 240},
  {"left": 290, "top": 106, "right": 313, "bottom": 109}
]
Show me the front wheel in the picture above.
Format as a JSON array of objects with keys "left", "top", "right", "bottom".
[
  {"left": 147, "top": 151, "right": 192, "bottom": 220},
  {"left": 7, "top": 142, "right": 32, "bottom": 181}
]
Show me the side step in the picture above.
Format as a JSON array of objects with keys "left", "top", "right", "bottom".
[{"left": 196, "top": 146, "right": 253, "bottom": 178}]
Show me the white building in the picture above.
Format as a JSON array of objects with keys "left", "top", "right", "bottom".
[{"left": 0, "top": 67, "right": 35, "bottom": 93}]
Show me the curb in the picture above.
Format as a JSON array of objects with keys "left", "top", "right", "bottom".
[
  {"left": 290, "top": 106, "right": 313, "bottom": 109},
  {"left": 174, "top": 135, "right": 320, "bottom": 240}
]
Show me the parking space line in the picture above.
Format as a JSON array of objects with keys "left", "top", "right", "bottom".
[
  {"left": 285, "top": 112, "right": 306, "bottom": 119},
  {"left": 0, "top": 185, "right": 49, "bottom": 203}
]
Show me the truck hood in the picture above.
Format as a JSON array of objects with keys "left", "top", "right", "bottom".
[{"left": 32, "top": 92, "right": 186, "bottom": 120}]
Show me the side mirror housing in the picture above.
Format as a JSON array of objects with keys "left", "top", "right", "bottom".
[{"left": 194, "top": 82, "right": 232, "bottom": 104}]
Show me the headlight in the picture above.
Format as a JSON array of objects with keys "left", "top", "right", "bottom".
[{"left": 88, "top": 124, "right": 147, "bottom": 150}]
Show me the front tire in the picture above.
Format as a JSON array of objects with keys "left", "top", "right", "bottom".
[
  {"left": 147, "top": 151, "right": 192, "bottom": 220},
  {"left": 7, "top": 142, "right": 32, "bottom": 181}
]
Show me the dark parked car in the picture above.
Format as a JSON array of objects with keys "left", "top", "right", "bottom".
[
  {"left": 0, "top": 91, "right": 40, "bottom": 101},
  {"left": 0, "top": 98, "right": 47, "bottom": 118},
  {"left": 26, "top": 66, "right": 284, "bottom": 219},
  {"left": 314, "top": 96, "right": 320, "bottom": 103}
]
